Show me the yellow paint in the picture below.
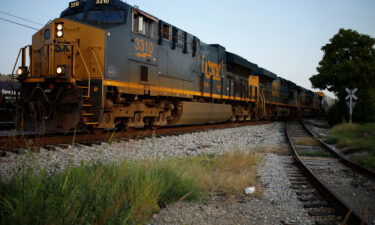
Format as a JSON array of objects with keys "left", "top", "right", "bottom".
[
  {"left": 31, "top": 18, "right": 106, "bottom": 80},
  {"left": 135, "top": 52, "right": 153, "bottom": 58},
  {"left": 23, "top": 78, "right": 45, "bottom": 83},
  {"left": 103, "top": 80, "right": 257, "bottom": 102},
  {"left": 249, "top": 75, "right": 259, "bottom": 87},
  {"left": 206, "top": 61, "right": 221, "bottom": 81},
  {"left": 272, "top": 80, "right": 280, "bottom": 97},
  {"left": 202, "top": 56, "right": 221, "bottom": 81},
  {"left": 249, "top": 75, "right": 259, "bottom": 97},
  {"left": 23, "top": 77, "right": 76, "bottom": 83}
]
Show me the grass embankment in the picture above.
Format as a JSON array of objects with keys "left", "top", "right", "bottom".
[
  {"left": 324, "top": 123, "right": 375, "bottom": 168},
  {"left": 0, "top": 151, "right": 262, "bottom": 225}
]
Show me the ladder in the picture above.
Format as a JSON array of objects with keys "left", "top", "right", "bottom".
[
  {"left": 75, "top": 46, "right": 104, "bottom": 126},
  {"left": 78, "top": 82, "right": 99, "bottom": 126}
]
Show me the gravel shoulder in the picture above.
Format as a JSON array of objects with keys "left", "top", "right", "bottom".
[{"left": 149, "top": 154, "right": 315, "bottom": 225}]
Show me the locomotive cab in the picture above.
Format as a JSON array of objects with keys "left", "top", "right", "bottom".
[{"left": 14, "top": 0, "right": 129, "bottom": 133}]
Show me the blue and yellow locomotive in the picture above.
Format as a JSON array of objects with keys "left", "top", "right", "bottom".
[{"left": 13, "top": 0, "right": 320, "bottom": 133}]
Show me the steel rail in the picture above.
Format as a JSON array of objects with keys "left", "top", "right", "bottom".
[
  {"left": 285, "top": 121, "right": 368, "bottom": 225},
  {"left": 0, "top": 121, "right": 272, "bottom": 151},
  {"left": 301, "top": 120, "right": 375, "bottom": 177}
]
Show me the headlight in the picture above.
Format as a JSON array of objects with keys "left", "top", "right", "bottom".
[
  {"left": 56, "top": 65, "right": 66, "bottom": 75},
  {"left": 17, "top": 68, "right": 23, "bottom": 75},
  {"left": 56, "top": 24, "right": 63, "bottom": 31},
  {"left": 56, "top": 30, "right": 63, "bottom": 38},
  {"left": 56, "top": 23, "right": 64, "bottom": 38},
  {"left": 16, "top": 66, "right": 27, "bottom": 76}
]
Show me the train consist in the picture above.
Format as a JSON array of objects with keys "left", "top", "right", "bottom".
[{"left": 12, "top": 0, "right": 320, "bottom": 133}]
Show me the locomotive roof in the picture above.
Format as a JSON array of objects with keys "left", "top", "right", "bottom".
[
  {"left": 60, "top": 0, "right": 129, "bottom": 25},
  {"left": 226, "top": 52, "right": 258, "bottom": 72},
  {"left": 253, "top": 68, "right": 277, "bottom": 80}
]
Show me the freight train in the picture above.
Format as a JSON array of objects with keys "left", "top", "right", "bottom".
[{"left": 12, "top": 0, "right": 320, "bottom": 133}]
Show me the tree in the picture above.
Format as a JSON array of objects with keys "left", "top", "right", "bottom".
[{"left": 310, "top": 29, "right": 375, "bottom": 124}]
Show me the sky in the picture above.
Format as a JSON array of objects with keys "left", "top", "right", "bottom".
[{"left": 0, "top": 0, "right": 374, "bottom": 97}]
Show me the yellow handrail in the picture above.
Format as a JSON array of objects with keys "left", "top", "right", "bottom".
[
  {"left": 75, "top": 45, "right": 92, "bottom": 98},
  {"left": 89, "top": 48, "right": 104, "bottom": 79}
]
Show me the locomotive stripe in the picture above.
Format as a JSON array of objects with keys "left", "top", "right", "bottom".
[{"left": 103, "top": 80, "right": 257, "bottom": 102}]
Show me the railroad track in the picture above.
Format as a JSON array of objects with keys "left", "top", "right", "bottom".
[
  {"left": 0, "top": 121, "right": 271, "bottom": 152},
  {"left": 285, "top": 121, "right": 375, "bottom": 225}
]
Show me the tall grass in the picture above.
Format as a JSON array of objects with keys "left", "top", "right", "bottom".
[
  {"left": 324, "top": 123, "right": 375, "bottom": 168},
  {"left": 0, "top": 151, "right": 262, "bottom": 225}
]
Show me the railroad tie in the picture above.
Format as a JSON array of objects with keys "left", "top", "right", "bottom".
[
  {"left": 308, "top": 207, "right": 335, "bottom": 217},
  {"left": 303, "top": 201, "right": 330, "bottom": 208}
]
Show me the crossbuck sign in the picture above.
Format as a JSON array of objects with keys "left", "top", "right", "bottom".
[{"left": 345, "top": 88, "right": 358, "bottom": 124}]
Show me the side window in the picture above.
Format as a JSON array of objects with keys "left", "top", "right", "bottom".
[
  {"left": 132, "top": 12, "right": 153, "bottom": 37},
  {"left": 162, "top": 24, "right": 170, "bottom": 40}
]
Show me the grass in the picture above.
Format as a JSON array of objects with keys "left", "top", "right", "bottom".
[
  {"left": 0, "top": 151, "right": 262, "bottom": 225},
  {"left": 323, "top": 123, "right": 375, "bottom": 168},
  {"left": 293, "top": 137, "right": 319, "bottom": 146}
]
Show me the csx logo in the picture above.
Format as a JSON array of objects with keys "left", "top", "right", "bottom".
[
  {"left": 55, "top": 45, "right": 70, "bottom": 53},
  {"left": 205, "top": 61, "right": 221, "bottom": 81}
]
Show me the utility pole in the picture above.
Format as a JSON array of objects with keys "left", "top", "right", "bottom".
[{"left": 345, "top": 88, "right": 358, "bottom": 124}]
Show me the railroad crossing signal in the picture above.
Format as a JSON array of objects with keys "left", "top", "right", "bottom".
[{"left": 345, "top": 88, "right": 358, "bottom": 124}]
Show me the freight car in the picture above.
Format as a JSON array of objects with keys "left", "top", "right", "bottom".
[
  {"left": 0, "top": 79, "right": 19, "bottom": 128},
  {"left": 12, "top": 0, "right": 320, "bottom": 133}
]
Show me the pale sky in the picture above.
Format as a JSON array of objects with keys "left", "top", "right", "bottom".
[{"left": 0, "top": 0, "right": 374, "bottom": 97}]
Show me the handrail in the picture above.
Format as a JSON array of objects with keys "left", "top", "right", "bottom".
[
  {"left": 75, "top": 45, "right": 92, "bottom": 98},
  {"left": 11, "top": 48, "right": 23, "bottom": 82},
  {"left": 89, "top": 47, "right": 104, "bottom": 79}
]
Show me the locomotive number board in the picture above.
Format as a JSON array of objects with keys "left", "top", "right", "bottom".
[
  {"left": 69, "top": 1, "right": 81, "bottom": 9},
  {"left": 95, "top": 0, "right": 111, "bottom": 5}
]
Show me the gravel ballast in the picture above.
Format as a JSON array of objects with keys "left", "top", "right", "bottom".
[
  {"left": 0, "top": 122, "right": 285, "bottom": 180},
  {"left": 149, "top": 154, "right": 315, "bottom": 225},
  {"left": 0, "top": 122, "right": 317, "bottom": 224}
]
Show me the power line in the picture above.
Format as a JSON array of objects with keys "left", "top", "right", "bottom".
[
  {"left": 0, "top": 10, "right": 44, "bottom": 26},
  {"left": 0, "top": 17, "right": 39, "bottom": 30}
]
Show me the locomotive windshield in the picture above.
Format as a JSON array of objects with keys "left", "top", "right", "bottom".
[
  {"left": 87, "top": 10, "right": 125, "bottom": 24},
  {"left": 65, "top": 12, "right": 84, "bottom": 21},
  {"left": 60, "top": 0, "right": 129, "bottom": 25}
]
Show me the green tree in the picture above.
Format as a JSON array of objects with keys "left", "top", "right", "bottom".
[{"left": 310, "top": 28, "right": 375, "bottom": 124}]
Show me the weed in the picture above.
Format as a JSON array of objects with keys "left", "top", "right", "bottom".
[
  {"left": 293, "top": 137, "right": 319, "bottom": 146},
  {"left": 323, "top": 136, "right": 339, "bottom": 144},
  {"left": 107, "top": 129, "right": 117, "bottom": 145},
  {"left": 298, "top": 151, "right": 331, "bottom": 157},
  {"left": 324, "top": 122, "right": 375, "bottom": 168},
  {"left": 0, "top": 151, "right": 262, "bottom": 225},
  {"left": 350, "top": 155, "right": 375, "bottom": 169}
]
